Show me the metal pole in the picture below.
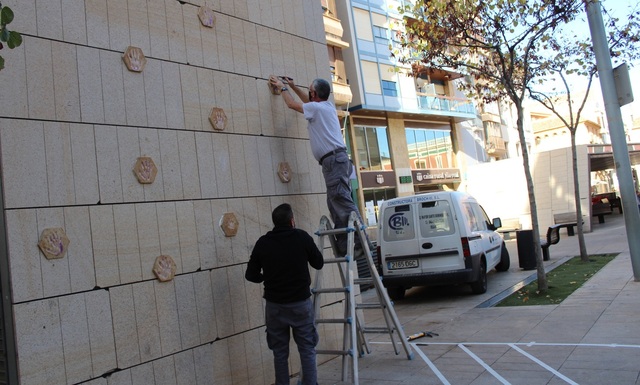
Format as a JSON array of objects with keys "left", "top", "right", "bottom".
[{"left": 586, "top": 0, "right": 640, "bottom": 280}]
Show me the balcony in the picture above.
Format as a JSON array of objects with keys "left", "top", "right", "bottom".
[
  {"left": 486, "top": 135, "right": 507, "bottom": 156},
  {"left": 323, "top": 14, "right": 349, "bottom": 48},
  {"left": 332, "top": 81, "right": 352, "bottom": 106},
  {"left": 417, "top": 93, "right": 475, "bottom": 115}
]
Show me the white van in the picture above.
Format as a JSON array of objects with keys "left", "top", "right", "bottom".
[{"left": 377, "top": 191, "right": 510, "bottom": 299}]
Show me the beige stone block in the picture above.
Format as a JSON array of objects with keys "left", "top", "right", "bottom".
[
  {"left": 243, "top": 79, "right": 260, "bottom": 137},
  {"left": 256, "top": 136, "right": 276, "bottom": 196},
  {"left": 158, "top": 130, "right": 184, "bottom": 200},
  {"left": 77, "top": 45, "right": 105, "bottom": 123},
  {"left": 90, "top": 205, "right": 120, "bottom": 287},
  {"left": 242, "top": 198, "right": 260, "bottom": 252},
  {"left": 234, "top": 0, "right": 249, "bottom": 19},
  {"left": 52, "top": 42, "right": 81, "bottom": 121},
  {"left": 194, "top": 132, "right": 217, "bottom": 199},
  {"left": 153, "top": 280, "right": 181, "bottom": 355},
  {"left": 174, "top": 347, "right": 197, "bottom": 385},
  {"left": 227, "top": 333, "right": 249, "bottom": 384},
  {"left": 85, "top": 377, "right": 108, "bottom": 385},
  {"left": 273, "top": 139, "right": 290, "bottom": 196},
  {"left": 255, "top": 26, "right": 273, "bottom": 79},
  {"left": 256, "top": 197, "right": 273, "bottom": 234},
  {"left": 86, "top": 0, "right": 110, "bottom": 49},
  {"left": 138, "top": 128, "right": 165, "bottom": 201},
  {"left": 228, "top": 135, "right": 249, "bottom": 197},
  {"left": 155, "top": 202, "right": 181, "bottom": 273},
  {"left": 130, "top": 361, "right": 154, "bottom": 385},
  {"left": 132, "top": 281, "right": 162, "bottom": 362},
  {"left": 212, "top": 338, "right": 233, "bottom": 385},
  {"left": 243, "top": 137, "right": 262, "bottom": 197},
  {"left": 14, "top": 299, "right": 65, "bottom": 385},
  {"left": 214, "top": 14, "right": 234, "bottom": 72},
  {"left": 178, "top": 133, "right": 202, "bottom": 200},
  {"left": 147, "top": 0, "right": 169, "bottom": 60},
  {"left": 176, "top": 201, "right": 200, "bottom": 273},
  {"left": 212, "top": 134, "right": 233, "bottom": 198},
  {"left": 183, "top": 4, "right": 204, "bottom": 67},
  {"left": 227, "top": 265, "right": 250, "bottom": 333},
  {"left": 106, "top": 369, "right": 133, "bottom": 385},
  {"left": 280, "top": 32, "right": 296, "bottom": 82},
  {"left": 229, "top": 18, "right": 248, "bottom": 76},
  {"left": 191, "top": 345, "right": 214, "bottom": 384},
  {"left": 212, "top": 70, "right": 231, "bottom": 118},
  {"left": 35, "top": 0, "right": 63, "bottom": 40},
  {"left": 0, "top": 120, "right": 48, "bottom": 208},
  {"left": 4, "top": 0, "right": 37, "bottom": 36},
  {"left": 43, "top": 122, "right": 74, "bottom": 205},
  {"left": 193, "top": 200, "right": 217, "bottom": 269},
  {"left": 64, "top": 206, "right": 96, "bottom": 292},
  {"left": 180, "top": 65, "right": 202, "bottom": 131},
  {"left": 219, "top": 0, "right": 234, "bottom": 16},
  {"left": 256, "top": 79, "right": 274, "bottom": 137},
  {"left": 135, "top": 203, "right": 161, "bottom": 280},
  {"left": 152, "top": 356, "right": 177, "bottom": 385},
  {"left": 85, "top": 289, "right": 117, "bottom": 377},
  {"left": 174, "top": 275, "right": 200, "bottom": 349},
  {"left": 303, "top": 40, "right": 317, "bottom": 94},
  {"left": 6, "top": 209, "right": 43, "bottom": 302},
  {"left": 113, "top": 204, "right": 142, "bottom": 284},
  {"left": 244, "top": 328, "right": 266, "bottom": 385},
  {"left": 197, "top": 68, "right": 216, "bottom": 129},
  {"left": 162, "top": 62, "right": 186, "bottom": 129},
  {"left": 281, "top": 0, "right": 295, "bottom": 34},
  {"left": 165, "top": 0, "right": 187, "bottom": 63},
  {"left": 95, "top": 125, "right": 124, "bottom": 203},
  {"left": 271, "top": 0, "right": 285, "bottom": 31},
  {"left": 37, "top": 207, "right": 72, "bottom": 296},
  {"left": 0, "top": 43, "right": 27, "bottom": 118},
  {"left": 199, "top": 12, "right": 219, "bottom": 70},
  {"left": 122, "top": 62, "right": 148, "bottom": 127},
  {"left": 292, "top": 37, "right": 307, "bottom": 89},
  {"left": 107, "top": 0, "right": 130, "bottom": 51},
  {"left": 282, "top": 139, "right": 300, "bottom": 194},
  {"left": 60, "top": 295, "right": 91, "bottom": 381},
  {"left": 25, "top": 37, "right": 55, "bottom": 120},
  {"left": 193, "top": 271, "right": 217, "bottom": 342},
  {"left": 117, "top": 128, "right": 144, "bottom": 202},
  {"left": 210, "top": 268, "right": 233, "bottom": 337},
  {"left": 100, "top": 50, "right": 127, "bottom": 126},
  {"left": 246, "top": 0, "right": 261, "bottom": 23},
  {"left": 228, "top": 75, "right": 247, "bottom": 134},
  {"left": 127, "top": 0, "right": 150, "bottom": 54},
  {"left": 295, "top": 139, "right": 312, "bottom": 193},
  {"left": 110, "top": 285, "right": 141, "bottom": 367},
  {"left": 143, "top": 59, "right": 168, "bottom": 128}
]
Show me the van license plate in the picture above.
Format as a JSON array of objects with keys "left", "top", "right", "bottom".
[{"left": 388, "top": 260, "right": 418, "bottom": 269}]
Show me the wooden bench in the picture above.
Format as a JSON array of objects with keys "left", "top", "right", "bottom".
[
  {"left": 497, "top": 218, "right": 521, "bottom": 240},
  {"left": 541, "top": 224, "right": 562, "bottom": 261},
  {"left": 553, "top": 212, "right": 579, "bottom": 236},
  {"left": 592, "top": 201, "right": 613, "bottom": 224}
]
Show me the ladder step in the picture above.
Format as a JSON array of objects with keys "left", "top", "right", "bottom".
[
  {"left": 356, "top": 303, "right": 383, "bottom": 310},
  {"left": 325, "top": 256, "right": 350, "bottom": 264},
  {"left": 316, "top": 227, "right": 355, "bottom": 236},
  {"left": 312, "top": 287, "right": 350, "bottom": 294},
  {"left": 317, "top": 349, "right": 353, "bottom": 356},
  {"left": 316, "top": 317, "right": 351, "bottom": 324},
  {"left": 361, "top": 326, "right": 394, "bottom": 334},
  {"left": 354, "top": 277, "right": 373, "bottom": 285}
]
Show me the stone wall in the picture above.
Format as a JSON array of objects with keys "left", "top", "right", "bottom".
[{"left": 0, "top": 1, "right": 343, "bottom": 384}]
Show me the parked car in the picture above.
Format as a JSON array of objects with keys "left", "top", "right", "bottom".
[{"left": 376, "top": 191, "right": 510, "bottom": 299}]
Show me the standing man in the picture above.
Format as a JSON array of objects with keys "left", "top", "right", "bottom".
[
  {"left": 269, "top": 75, "right": 369, "bottom": 257},
  {"left": 246, "top": 203, "right": 324, "bottom": 385}
]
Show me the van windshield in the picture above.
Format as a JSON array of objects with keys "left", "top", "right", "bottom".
[{"left": 418, "top": 200, "right": 455, "bottom": 237}]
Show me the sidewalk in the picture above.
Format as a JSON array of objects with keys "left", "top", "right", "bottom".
[{"left": 317, "top": 212, "right": 640, "bottom": 385}]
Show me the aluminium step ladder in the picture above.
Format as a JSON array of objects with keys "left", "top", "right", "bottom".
[{"left": 309, "top": 212, "right": 413, "bottom": 385}]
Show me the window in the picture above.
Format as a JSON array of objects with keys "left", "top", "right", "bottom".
[
  {"left": 354, "top": 126, "right": 391, "bottom": 171},
  {"left": 419, "top": 200, "right": 455, "bottom": 237},
  {"left": 382, "top": 80, "right": 397, "bottom": 97},
  {"left": 373, "top": 25, "right": 388, "bottom": 42},
  {"left": 405, "top": 128, "right": 453, "bottom": 170},
  {"left": 382, "top": 204, "right": 415, "bottom": 242}
]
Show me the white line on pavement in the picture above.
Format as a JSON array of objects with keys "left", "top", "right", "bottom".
[
  {"left": 458, "top": 344, "right": 511, "bottom": 385},
  {"left": 509, "top": 344, "right": 579, "bottom": 385},
  {"left": 410, "top": 343, "right": 451, "bottom": 385}
]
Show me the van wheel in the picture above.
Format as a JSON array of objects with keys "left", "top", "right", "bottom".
[
  {"left": 495, "top": 244, "right": 511, "bottom": 272},
  {"left": 470, "top": 260, "right": 487, "bottom": 294},
  {"left": 387, "top": 286, "right": 405, "bottom": 300}
]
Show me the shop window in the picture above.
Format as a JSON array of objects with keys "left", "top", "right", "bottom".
[{"left": 405, "top": 128, "right": 453, "bottom": 170}]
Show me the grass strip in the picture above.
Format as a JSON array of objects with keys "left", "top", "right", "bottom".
[{"left": 496, "top": 253, "right": 617, "bottom": 306}]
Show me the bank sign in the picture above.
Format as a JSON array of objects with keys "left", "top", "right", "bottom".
[{"left": 412, "top": 168, "right": 461, "bottom": 185}]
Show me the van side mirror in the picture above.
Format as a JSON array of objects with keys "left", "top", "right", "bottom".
[{"left": 491, "top": 218, "right": 502, "bottom": 230}]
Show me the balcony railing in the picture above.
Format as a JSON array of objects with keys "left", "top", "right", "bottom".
[{"left": 417, "top": 93, "right": 475, "bottom": 114}]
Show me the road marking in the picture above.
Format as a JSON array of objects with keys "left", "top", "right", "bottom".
[
  {"left": 509, "top": 344, "right": 579, "bottom": 385},
  {"left": 410, "top": 343, "right": 451, "bottom": 385},
  {"left": 458, "top": 344, "right": 511, "bottom": 385}
]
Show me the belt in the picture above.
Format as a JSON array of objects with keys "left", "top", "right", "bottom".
[{"left": 319, "top": 148, "right": 347, "bottom": 165}]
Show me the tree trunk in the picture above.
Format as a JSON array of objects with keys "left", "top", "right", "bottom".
[{"left": 571, "top": 131, "right": 590, "bottom": 261}]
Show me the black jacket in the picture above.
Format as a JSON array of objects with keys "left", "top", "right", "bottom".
[{"left": 245, "top": 226, "right": 324, "bottom": 303}]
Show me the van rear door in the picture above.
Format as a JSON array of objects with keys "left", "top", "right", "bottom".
[
  {"left": 416, "top": 196, "right": 464, "bottom": 272},
  {"left": 380, "top": 202, "right": 420, "bottom": 273}
]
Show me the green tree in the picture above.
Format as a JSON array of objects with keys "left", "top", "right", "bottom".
[
  {"left": 0, "top": 3, "right": 23, "bottom": 71},
  {"left": 395, "top": 0, "right": 585, "bottom": 291},
  {"left": 527, "top": 2, "right": 640, "bottom": 263}
]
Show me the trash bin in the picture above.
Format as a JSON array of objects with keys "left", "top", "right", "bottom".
[{"left": 516, "top": 230, "right": 536, "bottom": 270}]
